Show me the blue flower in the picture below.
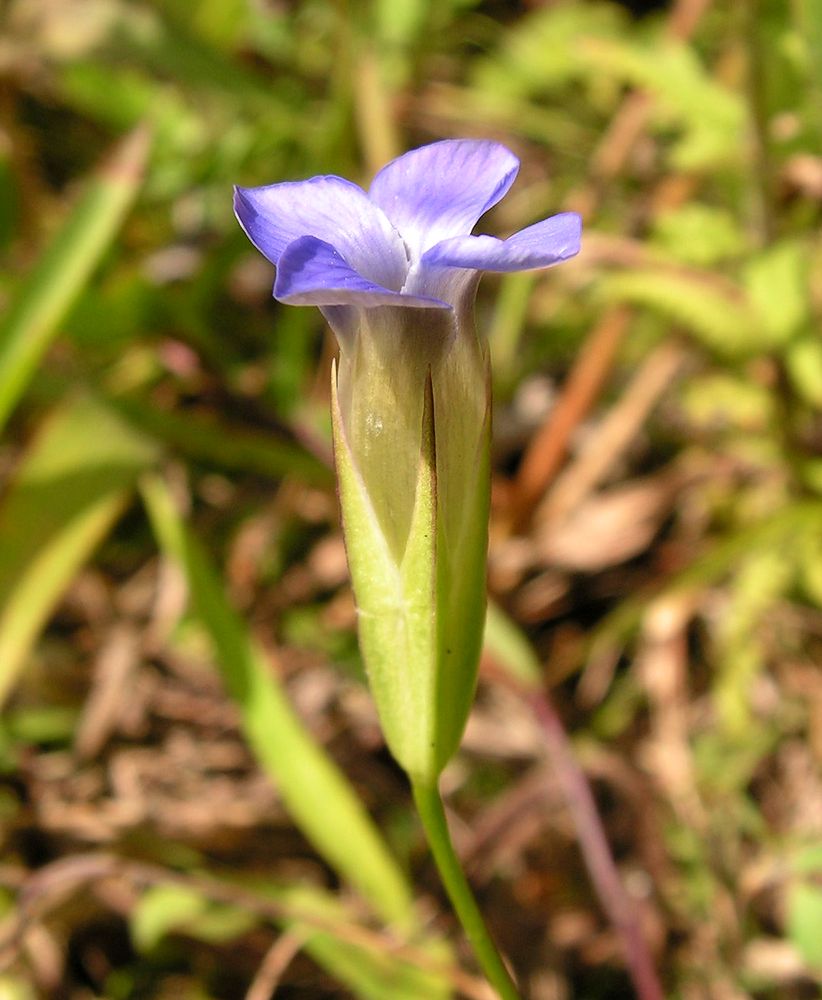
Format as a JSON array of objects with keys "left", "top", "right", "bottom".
[
  {"left": 234, "top": 139, "right": 581, "bottom": 336},
  {"left": 233, "top": 140, "right": 581, "bottom": 783}
]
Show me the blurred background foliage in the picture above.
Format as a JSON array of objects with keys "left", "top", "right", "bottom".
[{"left": 1, "top": 0, "right": 822, "bottom": 997}]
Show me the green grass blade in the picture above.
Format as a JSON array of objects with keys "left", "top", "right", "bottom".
[
  {"left": 109, "top": 394, "right": 331, "bottom": 487},
  {"left": 129, "top": 877, "right": 450, "bottom": 1000},
  {"left": 0, "top": 125, "right": 150, "bottom": 434},
  {"left": 274, "top": 884, "right": 451, "bottom": 1000},
  {"left": 139, "top": 473, "right": 415, "bottom": 930},
  {"left": 483, "top": 601, "right": 542, "bottom": 690},
  {"left": 0, "top": 395, "right": 159, "bottom": 706}
]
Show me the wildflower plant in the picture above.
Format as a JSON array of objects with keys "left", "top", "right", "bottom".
[{"left": 235, "top": 139, "right": 580, "bottom": 998}]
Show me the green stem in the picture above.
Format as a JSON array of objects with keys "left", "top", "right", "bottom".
[{"left": 412, "top": 781, "right": 521, "bottom": 1000}]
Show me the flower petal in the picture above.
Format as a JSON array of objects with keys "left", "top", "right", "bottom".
[
  {"left": 234, "top": 177, "right": 408, "bottom": 291},
  {"left": 368, "top": 140, "right": 520, "bottom": 260},
  {"left": 420, "top": 212, "right": 582, "bottom": 272},
  {"left": 275, "top": 236, "right": 449, "bottom": 310}
]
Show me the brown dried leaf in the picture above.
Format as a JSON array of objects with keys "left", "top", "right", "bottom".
[{"left": 536, "top": 473, "right": 679, "bottom": 572}]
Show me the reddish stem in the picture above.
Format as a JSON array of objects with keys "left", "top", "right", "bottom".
[{"left": 528, "top": 690, "right": 664, "bottom": 1000}]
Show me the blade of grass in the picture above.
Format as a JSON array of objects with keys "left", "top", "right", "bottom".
[
  {"left": 6, "top": 853, "right": 462, "bottom": 1000},
  {"left": 131, "top": 879, "right": 450, "bottom": 1000},
  {"left": 269, "top": 884, "right": 452, "bottom": 1000},
  {"left": 108, "top": 394, "right": 332, "bottom": 487},
  {"left": 0, "top": 125, "right": 150, "bottom": 434},
  {"left": 139, "top": 472, "right": 417, "bottom": 932},
  {"left": 0, "top": 395, "right": 159, "bottom": 706}
]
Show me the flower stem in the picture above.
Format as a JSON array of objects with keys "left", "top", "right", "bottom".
[{"left": 412, "top": 781, "right": 521, "bottom": 1000}]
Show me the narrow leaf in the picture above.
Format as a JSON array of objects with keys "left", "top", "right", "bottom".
[
  {"left": 130, "top": 878, "right": 450, "bottom": 1000},
  {"left": 139, "top": 473, "right": 415, "bottom": 930},
  {"left": 109, "top": 394, "right": 331, "bottom": 487},
  {"left": 483, "top": 601, "right": 542, "bottom": 689},
  {"left": 0, "top": 395, "right": 159, "bottom": 706},
  {"left": 274, "top": 883, "right": 451, "bottom": 1000},
  {"left": 0, "top": 125, "right": 150, "bottom": 433}
]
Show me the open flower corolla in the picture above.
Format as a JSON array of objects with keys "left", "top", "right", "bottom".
[{"left": 234, "top": 138, "right": 581, "bottom": 338}]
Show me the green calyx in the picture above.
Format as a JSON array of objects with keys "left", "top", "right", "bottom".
[{"left": 331, "top": 306, "right": 491, "bottom": 783}]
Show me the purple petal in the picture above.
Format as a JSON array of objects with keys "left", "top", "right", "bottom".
[
  {"left": 234, "top": 176, "right": 407, "bottom": 291},
  {"left": 421, "top": 212, "right": 582, "bottom": 272},
  {"left": 368, "top": 140, "right": 520, "bottom": 260},
  {"left": 275, "top": 236, "right": 449, "bottom": 310}
]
